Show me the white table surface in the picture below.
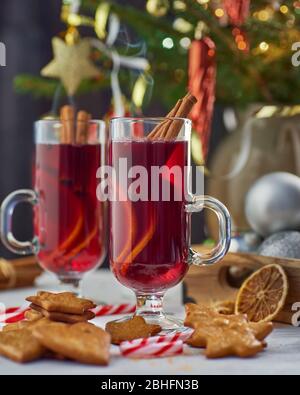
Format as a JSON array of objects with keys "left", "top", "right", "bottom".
[{"left": 0, "top": 270, "right": 299, "bottom": 375}]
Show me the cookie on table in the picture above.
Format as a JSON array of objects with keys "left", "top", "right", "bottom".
[
  {"left": 211, "top": 300, "right": 235, "bottom": 315},
  {"left": 0, "top": 329, "right": 46, "bottom": 363},
  {"left": 33, "top": 322, "right": 111, "bottom": 366},
  {"left": 2, "top": 317, "right": 52, "bottom": 333},
  {"left": 184, "top": 303, "right": 273, "bottom": 359},
  {"left": 248, "top": 321, "right": 273, "bottom": 342},
  {"left": 30, "top": 304, "right": 95, "bottom": 324},
  {"left": 25, "top": 309, "right": 44, "bottom": 322},
  {"left": 26, "top": 291, "right": 96, "bottom": 315},
  {"left": 105, "top": 316, "right": 161, "bottom": 345},
  {"left": 2, "top": 321, "right": 29, "bottom": 332}
]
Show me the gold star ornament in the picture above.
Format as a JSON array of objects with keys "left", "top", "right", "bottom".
[{"left": 41, "top": 37, "right": 101, "bottom": 96}]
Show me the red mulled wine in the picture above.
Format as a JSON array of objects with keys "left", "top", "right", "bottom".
[
  {"left": 110, "top": 139, "right": 190, "bottom": 293},
  {"left": 35, "top": 144, "right": 104, "bottom": 276}
]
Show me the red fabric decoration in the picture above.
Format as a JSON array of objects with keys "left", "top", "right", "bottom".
[
  {"left": 188, "top": 38, "right": 216, "bottom": 160},
  {"left": 223, "top": 0, "right": 250, "bottom": 26}
]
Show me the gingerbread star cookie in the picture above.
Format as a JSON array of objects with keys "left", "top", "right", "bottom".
[
  {"left": 184, "top": 304, "right": 273, "bottom": 358},
  {"left": 105, "top": 316, "right": 161, "bottom": 345},
  {"left": 211, "top": 300, "right": 235, "bottom": 315}
]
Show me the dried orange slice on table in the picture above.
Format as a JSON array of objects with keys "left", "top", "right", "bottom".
[{"left": 235, "top": 264, "right": 288, "bottom": 323}]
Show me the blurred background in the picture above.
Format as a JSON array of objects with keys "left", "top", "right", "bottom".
[
  {"left": 1, "top": 0, "right": 300, "bottom": 262},
  {"left": 0, "top": 0, "right": 62, "bottom": 258}
]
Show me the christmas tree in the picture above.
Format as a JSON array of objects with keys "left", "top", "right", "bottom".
[{"left": 14, "top": 0, "right": 300, "bottom": 108}]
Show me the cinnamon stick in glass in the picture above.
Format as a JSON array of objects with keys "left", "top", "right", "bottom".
[
  {"left": 60, "top": 105, "right": 75, "bottom": 144},
  {"left": 148, "top": 99, "right": 182, "bottom": 139},
  {"left": 148, "top": 93, "right": 197, "bottom": 140},
  {"left": 165, "top": 93, "right": 197, "bottom": 139},
  {"left": 76, "top": 111, "right": 91, "bottom": 144}
]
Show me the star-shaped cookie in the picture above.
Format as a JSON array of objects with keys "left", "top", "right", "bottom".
[{"left": 184, "top": 304, "right": 273, "bottom": 358}]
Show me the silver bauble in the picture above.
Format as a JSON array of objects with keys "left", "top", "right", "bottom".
[
  {"left": 245, "top": 172, "right": 300, "bottom": 237},
  {"left": 258, "top": 231, "right": 300, "bottom": 259}
]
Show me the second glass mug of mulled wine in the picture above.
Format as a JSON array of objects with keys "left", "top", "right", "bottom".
[
  {"left": 109, "top": 117, "right": 231, "bottom": 331},
  {"left": 0, "top": 119, "right": 107, "bottom": 294}
]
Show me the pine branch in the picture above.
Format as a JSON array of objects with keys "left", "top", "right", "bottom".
[
  {"left": 14, "top": 74, "right": 111, "bottom": 98},
  {"left": 14, "top": 75, "right": 61, "bottom": 98}
]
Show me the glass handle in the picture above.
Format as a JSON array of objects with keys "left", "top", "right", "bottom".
[
  {"left": 186, "top": 195, "right": 231, "bottom": 266},
  {"left": 0, "top": 189, "right": 39, "bottom": 255}
]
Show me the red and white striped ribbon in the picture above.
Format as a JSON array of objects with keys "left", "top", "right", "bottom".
[
  {"left": 0, "top": 306, "right": 29, "bottom": 324},
  {"left": 121, "top": 328, "right": 194, "bottom": 347},
  {"left": 0, "top": 303, "right": 136, "bottom": 324},
  {"left": 92, "top": 304, "right": 136, "bottom": 316},
  {"left": 120, "top": 328, "right": 194, "bottom": 359},
  {"left": 120, "top": 339, "right": 184, "bottom": 359}
]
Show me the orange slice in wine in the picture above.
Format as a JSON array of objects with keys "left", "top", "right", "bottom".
[
  {"left": 114, "top": 184, "right": 137, "bottom": 264},
  {"left": 120, "top": 210, "right": 156, "bottom": 276},
  {"left": 235, "top": 264, "right": 288, "bottom": 323},
  {"left": 42, "top": 212, "right": 84, "bottom": 264},
  {"left": 64, "top": 221, "right": 98, "bottom": 260}
]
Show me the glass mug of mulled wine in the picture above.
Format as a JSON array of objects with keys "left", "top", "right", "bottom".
[
  {"left": 0, "top": 119, "right": 107, "bottom": 294},
  {"left": 109, "top": 117, "right": 231, "bottom": 331}
]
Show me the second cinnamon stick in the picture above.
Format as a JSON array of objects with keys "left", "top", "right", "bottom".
[{"left": 76, "top": 111, "right": 90, "bottom": 144}]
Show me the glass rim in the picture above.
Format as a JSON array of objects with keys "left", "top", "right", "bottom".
[
  {"left": 35, "top": 119, "right": 105, "bottom": 127},
  {"left": 110, "top": 117, "right": 192, "bottom": 125}
]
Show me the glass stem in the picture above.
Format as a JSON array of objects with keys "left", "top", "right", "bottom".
[
  {"left": 135, "top": 293, "right": 166, "bottom": 320},
  {"left": 58, "top": 276, "right": 82, "bottom": 296}
]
